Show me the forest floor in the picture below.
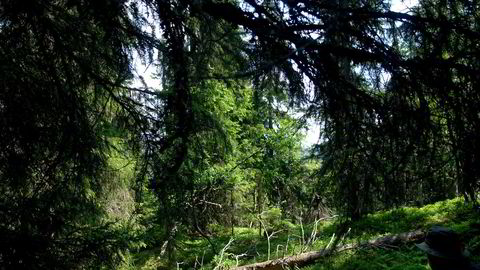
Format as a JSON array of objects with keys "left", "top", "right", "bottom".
[{"left": 129, "top": 197, "right": 480, "bottom": 269}]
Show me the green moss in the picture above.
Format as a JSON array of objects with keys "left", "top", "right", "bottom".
[
  {"left": 305, "top": 197, "right": 479, "bottom": 270},
  {"left": 303, "top": 244, "right": 430, "bottom": 270},
  {"left": 126, "top": 197, "right": 480, "bottom": 269}
]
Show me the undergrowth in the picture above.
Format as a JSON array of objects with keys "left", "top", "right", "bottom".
[{"left": 129, "top": 197, "right": 480, "bottom": 269}]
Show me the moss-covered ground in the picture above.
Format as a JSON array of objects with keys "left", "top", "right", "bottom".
[{"left": 128, "top": 197, "right": 480, "bottom": 269}]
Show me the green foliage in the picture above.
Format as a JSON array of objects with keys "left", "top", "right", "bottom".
[
  {"left": 3, "top": 0, "right": 480, "bottom": 268},
  {"left": 128, "top": 197, "right": 478, "bottom": 269},
  {"left": 0, "top": 0, "right": 140, "bottom": 267},
  {"left": 305, "top": 245, "right": 429, "bottom": 270}
]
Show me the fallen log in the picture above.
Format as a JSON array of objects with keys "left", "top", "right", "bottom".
[{"left": 232, "top": 229, "right": 425, "bottom": 270}]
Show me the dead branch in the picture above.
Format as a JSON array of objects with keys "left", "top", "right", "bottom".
[{"left": 231, "top": 229, "right": 424, "bottom": 270}]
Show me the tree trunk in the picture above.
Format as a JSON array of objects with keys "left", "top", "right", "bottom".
[{"left": 232, "top": 229, "right": 424, "bottom": 270}]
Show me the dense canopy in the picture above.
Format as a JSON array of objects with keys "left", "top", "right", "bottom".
[{"left": 1, "top": 0, "right": 479, "bottom": 268}]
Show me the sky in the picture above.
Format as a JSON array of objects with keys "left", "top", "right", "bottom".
[
  {"left": 390, "top": 0, "right": 418, "bottom": 12},
  {"left": 131, "top": 0, "right": 419, "bottom": 148}
]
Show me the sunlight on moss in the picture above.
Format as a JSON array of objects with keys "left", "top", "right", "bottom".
[{"left": 124, "top": 197, "right": 480, "bottom": 269}]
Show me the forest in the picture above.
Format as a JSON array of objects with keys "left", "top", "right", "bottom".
[{"left": 1, "top": 0, "right": 479, "bottom": 269}]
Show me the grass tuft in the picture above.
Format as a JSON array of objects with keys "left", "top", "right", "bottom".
[{"left": 129, "top": 197, "right": 480, "bottom": 269}]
